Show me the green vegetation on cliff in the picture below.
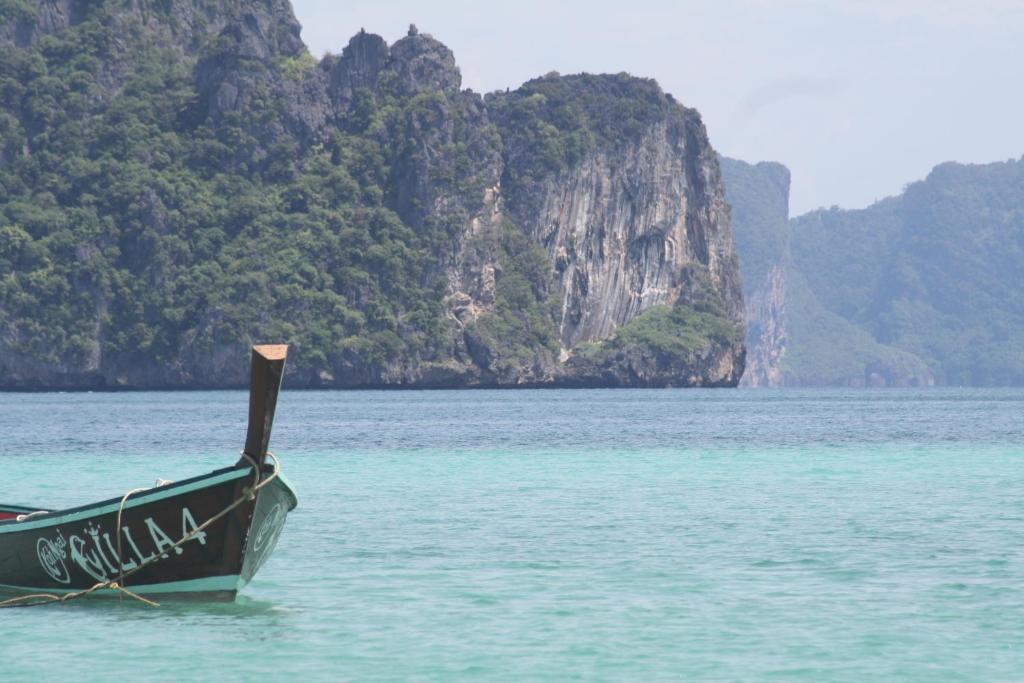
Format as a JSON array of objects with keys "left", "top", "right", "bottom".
[
  {"left": 0, "top": 6, "right": 456, "bottom": 384},
  {"left": 465, "top": 222, "right": 560, "bottom": 379},
  {"left": 570, "top": 270, "right": 743, "bottom": 387},
  {"left": 583, "top": 303, "right": 740, "bottom": 361},
  {"left": 780, "top": 271, "right": 934, "bottom": 386},
  {"left": 487, "top": 73, "right": 672, "bottom": 179},
  {"left": 719, "top": 158, "right": 790, "bottom": 294}
]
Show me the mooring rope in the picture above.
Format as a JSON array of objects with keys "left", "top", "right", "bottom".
[
  {"left": 0, "top": 452, "right": 280, "bottom": 609},
  {"left": 114, "top": 485, "right": 152, "bottom": 600}
]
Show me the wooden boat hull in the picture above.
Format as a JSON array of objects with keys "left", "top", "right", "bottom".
[{"left": 0, "top": 463, "right": 297, "bottom": 600}]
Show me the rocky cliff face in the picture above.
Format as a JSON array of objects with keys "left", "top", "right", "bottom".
[
  {"left": 482, "top": 75, "right": 745, "bottom": 386},
  {"left": 2, "top": 0, "right": 231, "bottom": 50},
  {"left": 741, "top": 263, "right": 787, "bottom": 387},
  {"left": 0, "top": 3, "right": 745, "bottom": 389},
  {"left": 510, "top": 113, "right": 740, "bottom": 351}
]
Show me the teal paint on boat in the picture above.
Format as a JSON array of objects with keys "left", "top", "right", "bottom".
[
  {"left": 0, "top": 574, "right": 241, "bottom": 596},
  {"left": 0, "top": 467, "right": 253, "bottom": 534}
]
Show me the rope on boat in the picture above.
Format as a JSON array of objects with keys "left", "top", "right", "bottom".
[{"left": 0, "top": 452, "right": 280, "bottom": 610}]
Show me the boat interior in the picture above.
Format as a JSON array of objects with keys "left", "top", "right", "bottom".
[{"left": 0, "top": 505, "right": 50, "bottom": 522}]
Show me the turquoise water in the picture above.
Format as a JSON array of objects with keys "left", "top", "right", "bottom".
[{"left": 0, "top": 388, "right": 1022, "bottom": 681}]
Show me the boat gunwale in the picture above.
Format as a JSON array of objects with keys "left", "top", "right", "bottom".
[
  {"left": 0, "top": 463, "right": 295, "bottom": 535},
  {"left": 0, "top": 503, "right": 47, "bottom": 515}
]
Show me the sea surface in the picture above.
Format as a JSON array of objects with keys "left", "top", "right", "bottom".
[{"left": 0, "top": 388, "right": 1021, "bottom": 681}]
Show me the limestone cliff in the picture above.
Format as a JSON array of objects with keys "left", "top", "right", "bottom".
[
  {"left": 466, "top": 75, "right": 746, "bottom": 387},
  {"left": 495, "top": 79, "right": 743, "bottom": 349},
  {"left": 742, "top": 263, "right": 787, "bottom": 387},
  {"left": 0, "top": 4, "right": 745, "bottom": 388}
]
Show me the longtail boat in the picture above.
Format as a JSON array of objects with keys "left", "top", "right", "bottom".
[{"left": 0, "top": 345, "right": 297, "bottom": 603}]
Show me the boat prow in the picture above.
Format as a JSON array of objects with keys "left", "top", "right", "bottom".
[{"left": 0, "top": 345, "right": 297, "bottom": 604}]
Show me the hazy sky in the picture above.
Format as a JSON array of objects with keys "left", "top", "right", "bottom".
[{"left": 291, "top": 0, "right": 1024, "bottom": 216}]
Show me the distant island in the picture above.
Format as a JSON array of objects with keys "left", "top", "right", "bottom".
[
  {"left": 724, "top": 156, "right": 1024, "bottom": 386},
  {"left": 0, "top": 1, "right": 743, "bottom": 389}
]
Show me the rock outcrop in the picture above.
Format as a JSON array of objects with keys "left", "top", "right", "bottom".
[
  {"left": 0, "top": 3, "right": 745, "bottom": 388},
  {"left": 482, "top": 75, "right": 745, "bottom": 386},
  {"left": 499, "top": 87, "right": 742, "bottom": 350}
]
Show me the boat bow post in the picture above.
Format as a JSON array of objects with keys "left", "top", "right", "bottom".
[{"left": 241, "top": 344, "right": 288, "bottom": 471}]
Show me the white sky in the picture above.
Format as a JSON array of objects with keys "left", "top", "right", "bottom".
[{"left": 291, "top": 0, "right": 1024, "bottom": 216}]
